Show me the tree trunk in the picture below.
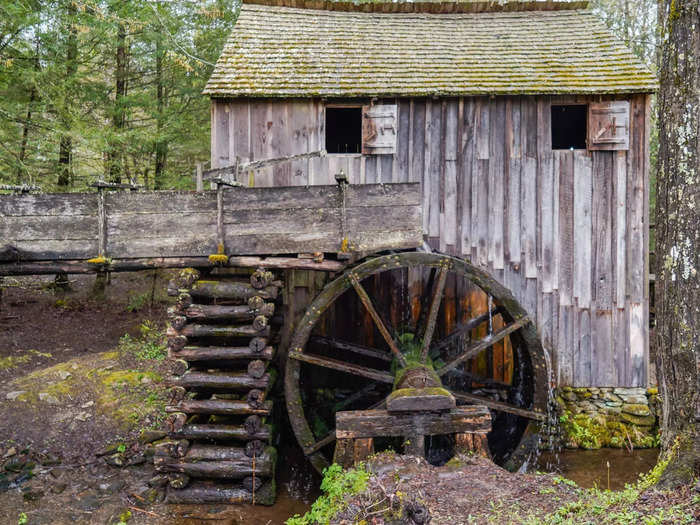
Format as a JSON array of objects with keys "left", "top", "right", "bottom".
[
  {"left": 17, "top": 42, "right": 40, "bottom": 184},
  {"left": 108, "top": 21, "right": 127, "bottom": 183},
  {"left": 57, "top": 4, "right": 77, "bottom": 188},
  {"left": 154, "top": 31, "right": 167, "bottom": 190},
  {"left": 655, "top": 0, "right": 700, "bottom": 487}
]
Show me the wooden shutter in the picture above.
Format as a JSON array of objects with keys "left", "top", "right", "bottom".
[
  {"left": 362, "top": 104, "right": 397, "bottom": 155},
  {"left": 588, "top": 101, "right": 630, "bottom": 150}
]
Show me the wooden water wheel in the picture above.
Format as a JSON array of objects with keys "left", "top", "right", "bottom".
[{"left": 285, "top": 252, "right": 550, "bottom": 473}]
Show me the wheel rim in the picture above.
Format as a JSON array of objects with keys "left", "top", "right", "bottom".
[{"left": 284, "top": 252, "right": 551, "bottom": 473}]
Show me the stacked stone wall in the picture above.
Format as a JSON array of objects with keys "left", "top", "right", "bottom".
[{"left": 551, "top": 386, "right": 660, "bottom": 449}]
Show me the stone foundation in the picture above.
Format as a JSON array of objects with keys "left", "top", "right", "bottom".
[{"left": 551, "top": 386, "right": 660, "bottom": 449}]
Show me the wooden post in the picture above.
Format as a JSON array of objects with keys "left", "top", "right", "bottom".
[
  {"left": 97, "top": 186, "right": 106, "bottom": 258},
  {"left": 405, "top": 434, "right": 424, "bottom": 458},
  {"left": 196, "top": 162, "right": 203, "bottom": 192}
]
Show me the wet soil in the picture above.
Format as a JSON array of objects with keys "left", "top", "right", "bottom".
[{"left": 0, "top": 272, "right": 168, "bottom": 380}]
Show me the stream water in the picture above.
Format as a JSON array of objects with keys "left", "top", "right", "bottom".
[{"left": 537, "top": 447, "right": 659, "bottom": 490}]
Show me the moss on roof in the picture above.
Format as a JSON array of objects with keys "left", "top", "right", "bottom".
[{"left": 203, "top": 2, "right": 658, "bottom": 97}]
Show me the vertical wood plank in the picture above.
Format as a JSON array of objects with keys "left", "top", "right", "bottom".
[
  {"left": 575, "top": 309, "right": 591, "bottom": 386},
  {"left": 626, "top": 98, "right": 645, "bottom": 303},
  {"left": 557, "top": 304, "right": 573, "bottom": 384},
  {"left": 460, "top": 98, "right": 475, "bottom": 256},
  {"left": 592, "top": 151, "right": 614, "bottom": 311},
  {"left": 214, "top": 102, "right": 230, "bottom": 169},
  {"left": 444, "top": 100, "right": 459, "bottom": 251},
  {"left": 274, "top": 104, "right": 292, "bottom": 186},
  {"left": 521, "top": 156, "right": 537, "bottom": 278},
  {"left": 592, "top": 311, "right": 614, "bottom": 386},
  {"left": 411, "top": 100, "right": 425, "bottom": 185},
  {"left": 558, "top": 151, "right": 574, "bottom": 305},
  {"left": 628, "top": 302, "right": 645, "bottom": 386},
  {"left": 397, "top": 100, "right": 411, "bottom": 183},
  {"left": 552, "top": 151, "right": 560, "bottom": 291},
  {"left": 422, "top": 100, "right": 432, "bottom": 235},
  {"left": 456, "top": 98, "right": 465, "bottom": 256},
  {"left": 506, "top": 97, "right": 521, "bottom": 264},
  {"left": 613, "top": 151, "right": 627, "bottom": 307},
  {"left": 573, "top": 152, "right": 592, "bottom": 308},
  {"left": 428, "top": 100, "right": 443, "bottom": 240},
  {"left": 489, "top": 99, "right": 505, "bottom": 270},
  {"left": 540, "top": 151, "right": 554, "bottom": 293},
  {"left": 290, "top": 101, "right": 311, "bottom": 186},
  {"left": 613, "top": 306, "right": 628, "bottom": 387}
]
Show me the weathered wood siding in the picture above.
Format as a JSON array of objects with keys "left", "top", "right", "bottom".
[
  {"left": 212, "top": 95, "right": 650, "bottom": 387},
  {"left": 0, "top": 185, "right": 422, "bottom": 261}
]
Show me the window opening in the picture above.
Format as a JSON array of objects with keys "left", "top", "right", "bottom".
[
  {"left": 325, "top": 107, "right": 362, "bottom": 154},
  {"left": 551, "top": 105, "right": 587, "bottom": 150}
]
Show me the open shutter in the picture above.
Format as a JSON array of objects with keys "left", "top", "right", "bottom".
[
  {"left": 588, "top": 101, "right": 630, "bottom": 151},
  {"left": 362, "top": 104, "right": 397, "bottom": 155}
]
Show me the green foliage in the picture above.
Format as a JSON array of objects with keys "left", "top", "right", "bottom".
[
  {"left": 559, "top": 411, "right": 658, "bottom": 450},
  {"left": 18, "top": 513, "right": 27, "bottom": 525},
  {"left": 115, "top": 509, "right": 132, "bottom": 525},
  {"left": 286, "top": 463, "right": 370, "bottom": 525},
  {"left": 125, "top": 292, "right": 150, "bottom": 312},
  {"left": 0, "top": 0, "right": 241, "bottom": 190},
  {"left": 118, "top": 321, "right": 166, "bottom": 361}
]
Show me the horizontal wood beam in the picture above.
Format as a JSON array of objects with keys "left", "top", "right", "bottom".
[{"left": 335, "top": 406, "right": 491, "bottom": 439}]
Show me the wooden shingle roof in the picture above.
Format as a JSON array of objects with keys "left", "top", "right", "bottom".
[{"left": 203, "top": 1, "right": 658, "bottom": 97}]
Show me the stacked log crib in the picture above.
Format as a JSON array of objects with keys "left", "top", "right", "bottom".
[{"left": 159, "top": 267, "right": 281, "bottom": 505}]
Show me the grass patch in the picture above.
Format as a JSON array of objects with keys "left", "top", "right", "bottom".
[
  {"left": 118, "top": 321, "right": 167, "bottom": 361},
  {"left": 286, "top": 463, "right": 370, "bottom": 525},
  {"left": 514, "top": 441, "right": 696, "bottom": 525}
]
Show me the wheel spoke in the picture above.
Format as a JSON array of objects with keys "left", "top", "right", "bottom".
[
  {"left": 334, "top": 382, "right": 381, "bottom": 411},
  {"left": 311, "top": 335, "right": 393, "bottom": 362},
  {"left": 431, "top": 306, "right": 503, "bottom": 353},
  {"left": 437, "top": 316, "right": 529, "bottom": 376},
  {"left": 289, "top": 350, "right": 393, "bottom": 384},
  {"left": 349, "top": 273, "right": 407, "bottom": 367},
  {"left": 304, "top": 431, "right": 336, "bottom": 456},
  {"left": 452, "top": 390, "right": 545, "bottom": 421},
  {"left": 420, "top": 265, "right": 448, "bottom": 361},
  {"left": 414, "top": 267, "right": 436, "bottom": 335}
]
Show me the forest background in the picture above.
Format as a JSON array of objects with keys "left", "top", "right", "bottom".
[{"left": 0, "top": 0, "right": 658, "bottom": 192}]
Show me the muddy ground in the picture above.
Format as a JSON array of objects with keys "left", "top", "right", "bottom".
[{"left": 0, "top": 273, "right": 696, "bottom": 525}]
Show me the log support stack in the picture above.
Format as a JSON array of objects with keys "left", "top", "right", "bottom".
[{"left": 159, "top": 267, "right": 281, "bottom": 505}]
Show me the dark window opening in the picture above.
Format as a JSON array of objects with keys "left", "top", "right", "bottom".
[
  {"left": 325, "top": 107, "right": 362, "bottom": 154},
  {"left": 551, "top": 105, "right": 587, "bottom": 150}
]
